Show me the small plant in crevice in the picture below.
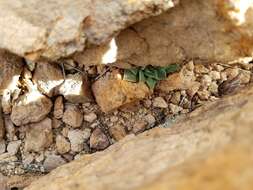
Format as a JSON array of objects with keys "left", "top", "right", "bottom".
[{"left": 123, "top": 64, "right": 180, "bottom": 90}]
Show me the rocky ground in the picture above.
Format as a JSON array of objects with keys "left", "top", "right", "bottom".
[{"left": 0, "top": 52, "right": 252, "bottom": 176}]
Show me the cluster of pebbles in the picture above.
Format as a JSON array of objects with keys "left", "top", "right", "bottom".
[{"left": 0, "top": 57, "right": 252, "bottom": 176}]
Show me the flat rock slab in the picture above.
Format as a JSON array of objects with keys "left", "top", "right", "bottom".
[{"left": 0, "top": 0, "right": 177, "bottom": 60}]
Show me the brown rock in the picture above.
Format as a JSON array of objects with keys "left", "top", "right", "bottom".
[
  {"left": 90, "top": 128, "right": 109, "bottom": 150},
  {"left": 132, "top": 120, "right": 147, "bottom": 134},
  {"left": 59, "top": 73, "right": 92, "bottom": 103},
  {"left": 109, "top": 124, "right": 127, "bottom": 141},
  {"left": 4, "top": 115, "right": 17, "bottom": 141},
  {"left": 92, "top": 71, "right": 150, "bottom": 112},
  {"left": 53, "top": 96, "right": 64, "bottom": 119},
  {"left": 33, "top": 62, "right": 64, "bottom": 97},
  {"left": 157, "top": 65, "right": 197, "bottom": 93},
  {"left": 11, "top": 90, "right": 52, "bottom": 126},
  {"left": 52, "top": 118, "right": 63, "bottom": 129},
  {"left": 62, "top": 105, "right": 83, "bottom": 128},
  {"left": 56, "top": 135, "right": 71, "bottom": 154},
  {"left": 153, "top": 97, "right": 168, "bottom": 108},
  {"left": 24, "top": 85, "right": 253, "bottom": 190},
  {"left": 0, "top": 140, "right": 6, "bottom": 154},
  {"left": 24, "top": 118, "right": 53, "bottom": 152}
]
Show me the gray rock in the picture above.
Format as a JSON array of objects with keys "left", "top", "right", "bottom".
[
  {"left": 43, "top": 155, "right": 66, "bottom": 171},
  {"left": 7, "top": 140, "right": 21, "bottom": 155}
]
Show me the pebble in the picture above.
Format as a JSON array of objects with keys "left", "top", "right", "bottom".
[
  {"left": 7, "top": 140, "right": 21, "bottom": 155},
  {"left": 56, "top": 135, "right": 71, "bottom": 154},
  {"left": 132, "top": 120, "right": 147, "bottom": 134},
  {"left": 169, "top": 103, "right": 183, "bottom": 114},
  {"left": 63, "top": 105, "right": 83, "bottom": 128},
  {"left": 90, "top": 128, "right": 110, "bottom": 150},
  {"left": 109, "top": 124, "right": 127, "bottom": 141},
  {"left": 43, "top": 154, "right": 66, "bottom": 171},
  {"left": 68, "top": 129, "right": 91, "bottom": 152},
  {"left": 153, "top": 97, "right": 168, "bottom": 108},
  {"left": 84, "top": 112, "right": 97, "bottom": 123},
  {"left": 144, "top": 114, "right": 156, "bottom": 126},
  {"left": 54, "top": 96, "right": 64, "bottom": 119}
]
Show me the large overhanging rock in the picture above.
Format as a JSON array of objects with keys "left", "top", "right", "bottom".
[
  {"left": 24, "top": 85, "right": 253, "bottom": 190},
  {"left": 75, "top": 0, "right": 253, "bottom": 67},
  {"left": 0, "top": 0, "right": 177, "bottom": 61}
]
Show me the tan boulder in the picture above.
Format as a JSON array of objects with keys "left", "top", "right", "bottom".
[
  {"left": 10, "top": 90, "right": 52, "bottom": 126},
  {"left": 92, "top": 71, "right": 150, "bottom": 112},
  {"left": 33, "top": 62, "right": 64, "bottom": 97},
  {"left": 0, "top": 0, "right": 177, "bottom": 60},
  {"left": 24, "top": 85, "right": 253, "bottom": 190}
]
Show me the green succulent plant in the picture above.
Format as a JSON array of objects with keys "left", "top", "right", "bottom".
[{"left": 123, "top": 64, "right": 180, "bottom": 90}]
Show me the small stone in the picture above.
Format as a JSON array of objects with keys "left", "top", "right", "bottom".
[
  {"left": 170, "top": 91, "right": 181, "bottom": 105},
  {"left": 52, "top": 118, "right": 62, "bottom": 129},
  {"left": 132, "top": 120, "right": 147, "bottom": 134},
  {"left": 201, "top": 75, "right": 212, "bottom": 87},
  {"left": 213, "top": 65, "right": 224, "bottom": 72},
  {"left": 68, "top": 129, "right": 91, "bottom": 152},
  {"left": 210, "top": 71, "right": 221, "bottom": 80},
  {"left": 153, "top": 97, "right": 168, "bottom": 108},
  {"left": 54, "top": 96, "right": 64, "bottom": 119},
  {"left": 198, "top": 89, "right": 210, "bottom": 100},
  {"left": 238, "top": 71, "right": 251, "bottom": 84},
  {"left": 84, "top": 112, "right": 97, "bottom": 123},
  {"left": 33, "top": 62, "right": 64, "bottom": 97},
  {"left": 110, "top": 116, "right": 118, "bottom": 123},
  {"left": 143, "top": 99, "right": 152, "bottom": 108},
  {"left": 208, "top": 82, "right": 219, "bottom": 94},
  {"left": 144, "top": 114, "right": 156, "bottom": 126},
  {"left": 63, "top": 105, "right": 83, "bottom": 128},
  {"left": 109, "top": 124, "right": 127, "bottom": 141},
  {"left": 61, "top": 127, "right": 69, "bottom": 138},
  {"left": 90, "top": 128, "right": 110, "bottom": 150},
  {"left": 7, "top": 140, "right": 21, "bottom": 155},
  {"left": 11, "top": 90, "right": 53, "bottom": 126},
  {"left": 224, "top": 68, "right": 239, "bottom": 80},
  {"left": 169, "top": 103, "right": 183, "bottom": 114},
  {"left": 56, "top": 135, "right": 71, "bottom": 154},
  {"left": 43, "top": 154, "right": 66, "bottom": 171},
  {"left": 194, "top": 64, "right": 209, "bottom": 74},
  {"left": 23, "top": 153, "right": 34, "bottom": 165},
  {"left": 25, "top": 118, "right": 53, "bottom": 152},
  {"left": 59, "top": 73, "right": 92, "bottom": 103},
  {"left": 0, "top": 140, "right": 6, "bottom": 154}
]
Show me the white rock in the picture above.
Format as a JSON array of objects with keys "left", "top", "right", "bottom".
[
  {"left": 84, "top": 113, "right": 97, "bottom": 123},
  {"left": 153, "top": 97, "right": 168, "bottom": 108},
  {"left": 7, "top": 140, "right": 21, "bottom": 155}
]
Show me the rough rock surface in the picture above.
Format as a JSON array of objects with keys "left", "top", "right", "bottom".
[
  {"left": 11, "top": 90, "right": 53, "bottom": 126},
  {"left": 0, "top": 0, "right": 177, "bottom": 60},
  {"left": 75, "top": 0, "right": 253, "bottom": 67},
  {"left": 24, "top": 118, "right": 53, "bottom": 152},
  {"left": 0, "top": 101, "right": 4, "bottom": 140},
  {"left": 0, "top": 50, "right": 23, "bottom": 95},
  {"left": 89, "top": 128, "right": 110, "bottom": 150},
  {"left": 92, "top": 71, "right": 150, "bottom": 112},
  {"left": 33, "top": 62, "right": 64, "bottom": 97},
  {"left": 25, "top": 85, "right": 253, "bottom": 190},
  {"left": 62, "top": 105, "right": 83, "bottom": 128}
]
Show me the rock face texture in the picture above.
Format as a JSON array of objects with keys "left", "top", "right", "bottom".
[
  {"left": 75, "top": 0, "right": 253, "bottom": 67},
  {"left": 24, "top": 85, "right": 253, "bottom": 190},
  {"left": 0, "top": 0, "right": 177, "bottom": 60},
  {"left": 92, "top": 71, "right": 150, "bottom": 112}
]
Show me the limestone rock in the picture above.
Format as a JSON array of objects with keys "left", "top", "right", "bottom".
[
  {"left": 53, "top": 96, "right": 64, "bottom": 119},
  {"left": 0, "top": 50, "right": 23, "bottom": 95},
  {"left": 33, "top": 62, "right": 64, "bottom": 97},
  {"left": 62, "top": 105, "right": 83, "bottom": 128},
  {"left": 43, "top": 155, "right": 66, "bottom": 172},
  {"left": 92, "top": 71, "right": 150, "bottom": 112},
  {"left": 59, "top": 73, "right": 92, "bottom": 104},
  {"left": 24, "top": 85, "right": 253, "bottom": 190},
  {"left": 90, "top": 128, "right": 110, "bottom": 150},
  {"left": 0, "top": 0, "right": 176, "bottom": 60},
  {"left": 56, "top": 135, "right": 71, "bottom": 155},
  {"left": 11, "top": 90, "right": 53, "bottom": 126},
  {"left": 24, "top": 118, "right": 53, "bottom": 152},
  {"left": 153, "top": 97, "right": 168, "bottom": 108}
]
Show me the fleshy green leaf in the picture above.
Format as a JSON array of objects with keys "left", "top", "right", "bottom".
[
  {"left": 157, "top": 68, "right": 167, "bottom": 80},
  {"left": 139, "top": 70, "right": 146, "bottom": 82},
  {"left": 123, "top": 70, "right": 138, "bottom": 82},
  {"left": 144, "top": 68, "right": 159, "bottom": 80},
  {"left": 146, "top": 77, "right": 157, "bottom": 90},
  {"left": 165, "top": 64, "right": 180, "bottom": 74},
  {"left": 129, "top": 68, "right": 139, "bottom": 75}
]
